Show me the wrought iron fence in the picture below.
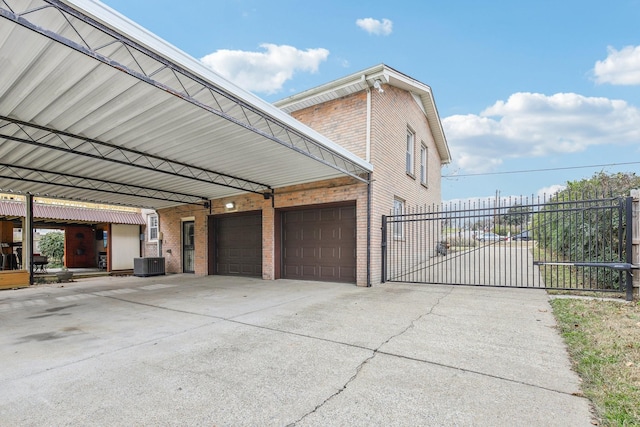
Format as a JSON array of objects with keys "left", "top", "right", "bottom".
[{"left": 382, "top": 193, "right": 633, "bottom": 298}]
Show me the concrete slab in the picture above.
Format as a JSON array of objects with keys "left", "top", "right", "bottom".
[
  {"left": 0, "top": 275, "right": 593, "bottom": 426},
  {"left": 297, "top": 354, "right": 590, "bottom": 427},
  {"left": 379, "top": 285, "right": 582, "bottom": 393}
]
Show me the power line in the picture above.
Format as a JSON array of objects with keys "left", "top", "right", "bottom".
[{"left": 442, "top": 161, "right": 640, "bottom": 178}]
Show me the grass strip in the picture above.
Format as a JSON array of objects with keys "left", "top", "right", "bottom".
[{"left": 550, "top": 298, "right": 640, "bottom": 426}]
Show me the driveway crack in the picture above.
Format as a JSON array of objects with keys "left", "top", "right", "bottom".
[
  {"left": 378, "top": 286, "right": 454, "bottom": 349},
  {"left": 285, "top": 351, "right": 376, "bottom": 427},
  {"left": 287, "top": 287, "right": 454, "bottom": 426}
]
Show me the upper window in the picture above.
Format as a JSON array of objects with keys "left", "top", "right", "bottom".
[
  {"left": 406, "top": 129, "right": 415, "bottom": 176},
  {"left": 148, "top": 214, "right": 158, "bottom": 241},
  {"left": 420, "top": 144, "right": 428, "bottom": 186}
]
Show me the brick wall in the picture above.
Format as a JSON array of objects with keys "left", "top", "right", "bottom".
[
  {"left": 290, "top": 93, "right": 368, "bottom": 159},
  {"left": 156, "top": 205, "right": 208, "bottom": 275},
  {"left": 289, "top": 84, "right": 444, "bottom": 284},
  {"left": 368, "top": 85, "right": 443, "bottom": 284},
  {"left": 158, "top": 177, "right": 368, "bottom": 285}
]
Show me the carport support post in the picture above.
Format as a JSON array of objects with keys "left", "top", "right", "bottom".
[{"left": 24, "top": 194, "right": 34, "bottom": 285}]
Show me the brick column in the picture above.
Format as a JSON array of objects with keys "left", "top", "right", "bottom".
[
  {"left": 631, "top": 189, "right": 639, "bottom": 298},
  {"left": 262, "top": 204, "right": 275, "bottom": 280}
]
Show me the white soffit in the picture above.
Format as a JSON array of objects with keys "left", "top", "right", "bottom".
[{"left": 0, "top": 0, "right": 372, "bottom": 209}]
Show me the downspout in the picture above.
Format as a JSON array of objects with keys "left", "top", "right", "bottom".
[
  {"left": 367, "top": 173, "right": 372, "bottom": 287},
  {"left": 364, "top": 75, "right": 372, "bottom": 286},
  {"left": 365, "top": 77, "right": 372, "bottom": 163},
  {"left": 157, "top": 216, "right": 163, "bottom": 258}
]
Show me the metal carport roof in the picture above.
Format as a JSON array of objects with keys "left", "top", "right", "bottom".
[{"left": 0, "top": 0, "right": 372, "bottom": 210}]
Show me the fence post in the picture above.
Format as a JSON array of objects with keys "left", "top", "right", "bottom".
[
  {"left": 631, "top": 190, "right": 639, "bottom": 299},
  {"left": 381, "top": 215, "right": 387, "bottom": 283}
]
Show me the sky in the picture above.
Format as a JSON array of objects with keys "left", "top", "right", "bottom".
[{"left": 100, "top": 0, "right": 640, "bottom": 202}]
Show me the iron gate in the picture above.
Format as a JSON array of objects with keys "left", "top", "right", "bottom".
[{"left": 382, "top": 194, "right": 634, "bottom": 300}]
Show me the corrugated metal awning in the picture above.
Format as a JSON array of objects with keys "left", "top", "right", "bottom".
[
  {"left": 0, "top": 200, "right": 145, "bottom": 225},
  {"left": 0, "top": 0, "right": 372, "bottom": 209}
]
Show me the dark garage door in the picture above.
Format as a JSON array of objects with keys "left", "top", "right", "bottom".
[
  {"left": 214, "top": 213, "right": 262, "bottom": 277},
  {"left": 282, "top": 204, "right": 356, "bottom": 283}
]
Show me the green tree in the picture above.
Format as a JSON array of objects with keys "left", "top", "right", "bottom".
[
  {"left": 501, "top": 203, "right": 530, "bottom": 227},
  {"left": 39, "top": 231, "right": 64, "bottom": 265},
  {"left": 533, "top": 172, "right": 640, "bottom": 288},
  {"left": 561, "top": 171, "right": 640, "bottom": 197}
]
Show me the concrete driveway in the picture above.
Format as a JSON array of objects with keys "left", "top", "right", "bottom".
[{"left": 0, "top": 275, "right": 592, "bottom": 426}]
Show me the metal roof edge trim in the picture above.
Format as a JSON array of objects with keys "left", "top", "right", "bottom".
[{"left": 61, "top": 0, "right": 372, "bottom": 173}]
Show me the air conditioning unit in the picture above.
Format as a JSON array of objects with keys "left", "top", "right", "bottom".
[{"left": 133, "top": 257, "right": 165, "bottom": 277}]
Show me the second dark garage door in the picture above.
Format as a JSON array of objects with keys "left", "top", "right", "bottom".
[
  {"left": 282, "top": 204, "right": 356, "bottom": 283},
  {"left": 214, "top": 213, "right": 262, "bottom": 277}
]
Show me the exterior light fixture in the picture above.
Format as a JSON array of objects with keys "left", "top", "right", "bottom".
[
  {"left": 225, "top": 202, "right": 235, "bottom": 209},
  {"left": 373, "top": 79, "right": 384, "bottom": 94}
]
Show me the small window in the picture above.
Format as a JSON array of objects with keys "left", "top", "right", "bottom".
[
  {"left": 420, "top": 144, "right": 428, "bottom": 186},
  {"left": 406, "top": 129, "right": 415, "bottom": 176},
  {"left": 148, "top": 214, "right": 158, "bottom": 241},
  {"left": 393, "top": 198, "right": 405, "bottom": 239}
]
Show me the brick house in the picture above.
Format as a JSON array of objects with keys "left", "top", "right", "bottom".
[{"left": 156, "top": 64, "right": 451, "bottom": 286}]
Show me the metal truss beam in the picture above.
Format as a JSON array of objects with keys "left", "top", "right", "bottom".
[
  {"left": 0, "top": 116, "right": 271, "bottom": 195},
  {"left": 0, "top": 163, "right": 207, "bottom": 206},
  {"left": 0, "top": 1, "right": 370, "bottom": 183}
]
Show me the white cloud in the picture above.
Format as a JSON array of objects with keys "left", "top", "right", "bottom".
[
  {"left": 200, "top": 44, "right": 329, "bottom": 95},
  {"left": 442, "top": 92, "right": 640, "bottom": 173},
  {"left": 536, "top": 184, "right": 566, "bottom": 198},
  {"left": 356, "top": 18, "right": 393, "bottom": 36},
  {"left": 593, "top": 45, "right": 640, "bottom": 85}
]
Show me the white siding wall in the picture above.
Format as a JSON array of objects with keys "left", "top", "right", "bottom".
[{"left": 112, "top": 224, "right": 140, "bottom": 270}]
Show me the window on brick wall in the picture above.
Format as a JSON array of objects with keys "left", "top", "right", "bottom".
[
  {"left": 393, "top": 198, "right": 405, "bottom": 239},
  {"left": 406, "top": 128, "right": 415, "bottom": 176},
  {"left": 148, "top": 214, "right": 158, "bottom": 241},
  {"left": 420, "top": 143, "right": 428, "bottom": 186}
]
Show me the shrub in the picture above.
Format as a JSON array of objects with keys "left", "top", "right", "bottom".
[{"left": 39, "top": 231, "right": 64, "bottom": 266}]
